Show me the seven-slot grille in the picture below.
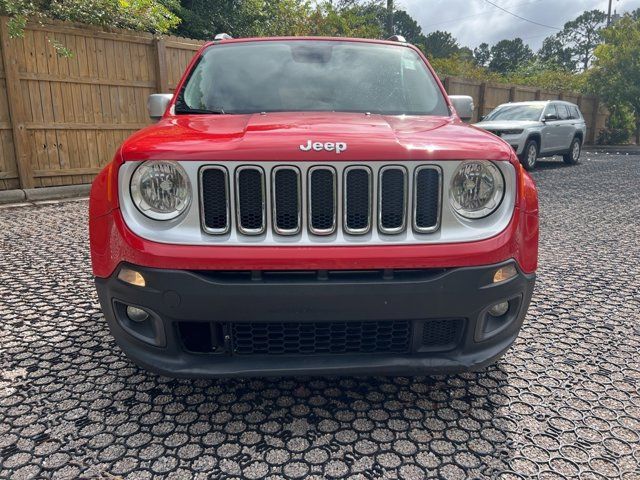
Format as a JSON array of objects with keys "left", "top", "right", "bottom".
[{"left": 200, "top": 164, "right": 441, "bottom": 237}]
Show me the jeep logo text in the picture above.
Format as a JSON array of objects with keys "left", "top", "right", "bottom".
[{"left": 299, "top": 140, "right": 347, "bottom": 154}]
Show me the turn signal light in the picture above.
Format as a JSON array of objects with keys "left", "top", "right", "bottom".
[
  {"left": 117, "top": 267, "right": 146, "bottom": 287},
  {"left": 493, "top": 265, "right": 517, "bottom": 283}
]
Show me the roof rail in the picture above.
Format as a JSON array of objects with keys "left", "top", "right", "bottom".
[
  {"left": 386, "top": 35, "right": 407, "bottom": 43},
  {"left": 214, "top": 33, "right": 233, "bottom": 41}
]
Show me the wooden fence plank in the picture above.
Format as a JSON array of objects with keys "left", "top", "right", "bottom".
[
  {"left": 155, "top": 38, "right": 169, "bottom": 93},
  {"left": 0, "top": 20, "right": 34, "bottom": 188}
]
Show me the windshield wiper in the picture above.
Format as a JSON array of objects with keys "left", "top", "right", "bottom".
[{"left": 175, "top": 106, "right": 226, "bottom": 115}]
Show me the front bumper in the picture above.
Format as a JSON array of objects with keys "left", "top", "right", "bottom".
[{"left": 96, "top": 260, "right": 535, "bottom": 377}]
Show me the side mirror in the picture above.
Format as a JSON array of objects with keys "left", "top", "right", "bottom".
[
  {"left": 449, "top": 95, "right": 474, "bottom": 122},
  {"left": 543, "top": 113, "right": 558, "bottom": 122},
  {"left": 147, "top": 93, "right": 173, "bottom": 120}
]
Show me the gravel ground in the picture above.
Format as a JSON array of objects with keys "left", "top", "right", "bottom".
[{"left": 1, "top": 153, "right": 639, "bottom": 479}]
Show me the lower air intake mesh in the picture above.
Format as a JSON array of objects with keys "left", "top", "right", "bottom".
[{"left": 232, "top": 320, "right": 411, "bottom": 355}]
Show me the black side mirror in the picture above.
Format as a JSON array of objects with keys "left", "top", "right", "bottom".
[{"left": 543, "top": 113, "right": 558, "bottom": 122}]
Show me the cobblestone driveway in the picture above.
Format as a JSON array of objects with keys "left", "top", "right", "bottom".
[{"left": 1, "top": 154, "right": 639, "bottom": 479}]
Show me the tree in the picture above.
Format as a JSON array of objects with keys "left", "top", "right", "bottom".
[
  {"left": 423, "top": 30, "right": 459, "bottom": 58},
  {"left": 591, "top": 13, "right": 640, "bottom": 143},
  {"left": 560, "top": 9, "right": 607, "bottom": 71},
  {"left": 473, "top": 42, "right": 491, "bottom": 67},
  {"left": 488, "top": 38, "right": 533, "bottom": 74},
  {"left": 308, "top": 1, "right": 383, "bottom": 38},
  {"left": 538, "top": 34, "right": 576, "bottom": 71},
  {"left": 392, "top": 10, "right": 426, "bottom": 47},
  {"left": 457, "top": 46, "right": 474, "bottom": 63},
  {"left": 176, "top": 0, "right": 312, "bottom": 39}
]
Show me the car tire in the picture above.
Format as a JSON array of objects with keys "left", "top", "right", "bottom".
[
  {"left": 563, "top": 137, "right": 581, "bottom": 165},
  {"left": 519, "top": 139, "right": 538, "bottom": 170}
]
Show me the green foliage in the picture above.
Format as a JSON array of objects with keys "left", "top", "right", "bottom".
[
  {"left": 473, "top": 43, "right": 490, "bottom": 67},
  {"left": 538, "top": 34, "right": 576, "bottom": 71},
  {"left": 430, "top": 55, "right": 501, "bottom": 83},
  {"left": 308, "top": 1, "right": 383, "bottom": 38},
  {"left": 507, "top": 59, "right": 588, "bottom": 92},
  {"left": 0, "top": 0, "right": 181, "bottom": 38},
  {"left": 591, "top": 13, "right": 640, "bottom": 143},
  {"left": 596, "top": 105, "right": 635, "bottom": 145},
  {"left": 423, "top": 30, "right": 459, "bottom": 59},
  {"left": 560, "top": 9, "right": 606, "bottom": 71},
  {"left": 488, "top": 38, "right": 533, "bottom": 74}
]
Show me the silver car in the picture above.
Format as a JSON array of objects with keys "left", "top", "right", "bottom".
[{"left": 474, "top": 101, "right": 587, "bottom": 170}]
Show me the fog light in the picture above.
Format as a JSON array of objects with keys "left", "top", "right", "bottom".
[
  {"left": 126, "top": 306, "right": 149, "bottom": 323},
  {"left": 493, "top": 264, "right": 517, "bottom": 283},
  {"left": 488, "top": 301, "right": 509, "bottom": 317},
  {"left": 118, "top": 267, "right": 146, "bottom": 287}
]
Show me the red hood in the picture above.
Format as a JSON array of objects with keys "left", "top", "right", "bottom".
[{"left": 120, "top": 112, "right": 513, "bottom": 162}]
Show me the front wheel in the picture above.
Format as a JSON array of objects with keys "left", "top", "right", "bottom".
[
  {"left": 519, "top": 140, "right": 538, "bottom": 170},
  {"left": 563, "top": 138, "right": 581, "bottom": 165}
]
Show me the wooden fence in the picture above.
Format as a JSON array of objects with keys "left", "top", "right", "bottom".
[
  {"left": 0, "top": 18, "right": 203, "bottom": 190},
  {"left": 0, "top": 17, "right": 607, "bottom": 191}
]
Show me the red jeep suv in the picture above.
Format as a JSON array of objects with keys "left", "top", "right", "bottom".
[{"left": 89, "top": 36, "right": 538, "bottom": 377}]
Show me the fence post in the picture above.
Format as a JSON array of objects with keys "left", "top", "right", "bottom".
[
  {"left": 509, "top": 86, "right": 516, "bottom": 102},
  {"left": 535, "top": 89, "right": 541, "bottom": 100},
  {"left": 477, "top": 83, "right": 487, "bottom": 119},
  {"left": 154, "top": 37, "right": 169, "bottom": 93},
  {"left": 590, "top": 98, "right": 599, "bottom": 144},
  {"left": 443, "top": 76, "right": 451, "bottom": 92},
  {"left": 0, "top": 20, "right": 34, "bottom": 189}
]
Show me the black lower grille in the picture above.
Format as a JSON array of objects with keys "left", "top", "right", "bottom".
[
  {"left": 414, "top": 167, "right": 440, "bottom": 231},
  {"left": 422, "top": 319, "right": 463, "bottom": 349},
  {"left": 273, "top": 168, "right": 300, "bottom": 234},
  {"left": 379, "top": 167, "right": 407, "bottom": 232},
  {"left": 344, "top": 168, "right": 371, "bottom": 233},
  {"left": 236, "top": 167, "right": 265, "bottom": 233},
  {"left": 201, "top": 167, "right": 229, "bottom": 232},
  {"left": 309, "top": 168, "right": 336, "bottom": 233},
  {"left": 232, "top": 321, "right": 411, "bottom": 355}
]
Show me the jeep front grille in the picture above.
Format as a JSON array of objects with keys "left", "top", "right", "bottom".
[
  {"left": 344, "top": 167, "right": 372, "bottom": 234},
  {"left": 200, "top": 163, "right": 442, "bottom": 239},
  {"left": 200, "top": 166, "right": 230, "bottom": 234},
  {"left": 272, "top": 167, "right": 301, "bottom": 235},
  {"left": 235, "top": 166, "right": 266, "bottom": 235}
]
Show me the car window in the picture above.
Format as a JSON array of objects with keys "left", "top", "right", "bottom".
[
  {"left": 569, "top": 106, "right": 581, "bottom": 119},
  {"left": 484, "top": 104, "right": 544, "bottom": 121},
  {"left": 178, "top": 41, "right": 449, "bottom": 116},
  {"left": 544, "top": 104, "right": 558, "bottom": 119},
  {"left": 557, "top": 105, "right": 570, "bottom": 120}
]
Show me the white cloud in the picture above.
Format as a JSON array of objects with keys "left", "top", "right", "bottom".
[{"left": 397, "top": 0, "right": 640, "bottom": 51}]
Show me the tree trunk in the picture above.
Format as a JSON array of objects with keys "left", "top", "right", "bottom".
[{"left": 386, "top": 0, "right": 394, "bottom": 37}]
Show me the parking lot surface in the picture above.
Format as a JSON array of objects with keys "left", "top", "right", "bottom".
[{"left": 1, "top": 153, "right": 639, "bottom": 479}]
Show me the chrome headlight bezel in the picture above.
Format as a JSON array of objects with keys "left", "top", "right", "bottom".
[
  {"left": 130, "top": 160, "right": 192, "bottom": 221},
  {"left": 449, "top": 160, "right": 505, "bottom": 219}
]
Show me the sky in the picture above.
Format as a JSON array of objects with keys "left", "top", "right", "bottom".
[{"left": 399, "top": 0, "right": 640, "bottom": 51}]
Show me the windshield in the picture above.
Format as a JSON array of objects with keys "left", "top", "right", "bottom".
[
  {"left": 485, "top": 105, "right": 544, "bottom": 122},
  {"left": 177, "top": 40, "right": 449, "bottom": 116}
]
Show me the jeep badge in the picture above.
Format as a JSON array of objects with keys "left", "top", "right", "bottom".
[{"left": 299, "top": 140, "right": 347, "bottom": 154}]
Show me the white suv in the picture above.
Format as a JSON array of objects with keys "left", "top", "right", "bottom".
[{"left": 474, "top": 101, "right": 587, "bottom": 170}]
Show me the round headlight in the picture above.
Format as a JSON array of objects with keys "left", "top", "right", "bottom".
[
  {"left": 449, "top": 161, "right": 504, "bottom": 219},
  {"left": 130, "top": 161, "right": 191, "bottom": 220}
]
